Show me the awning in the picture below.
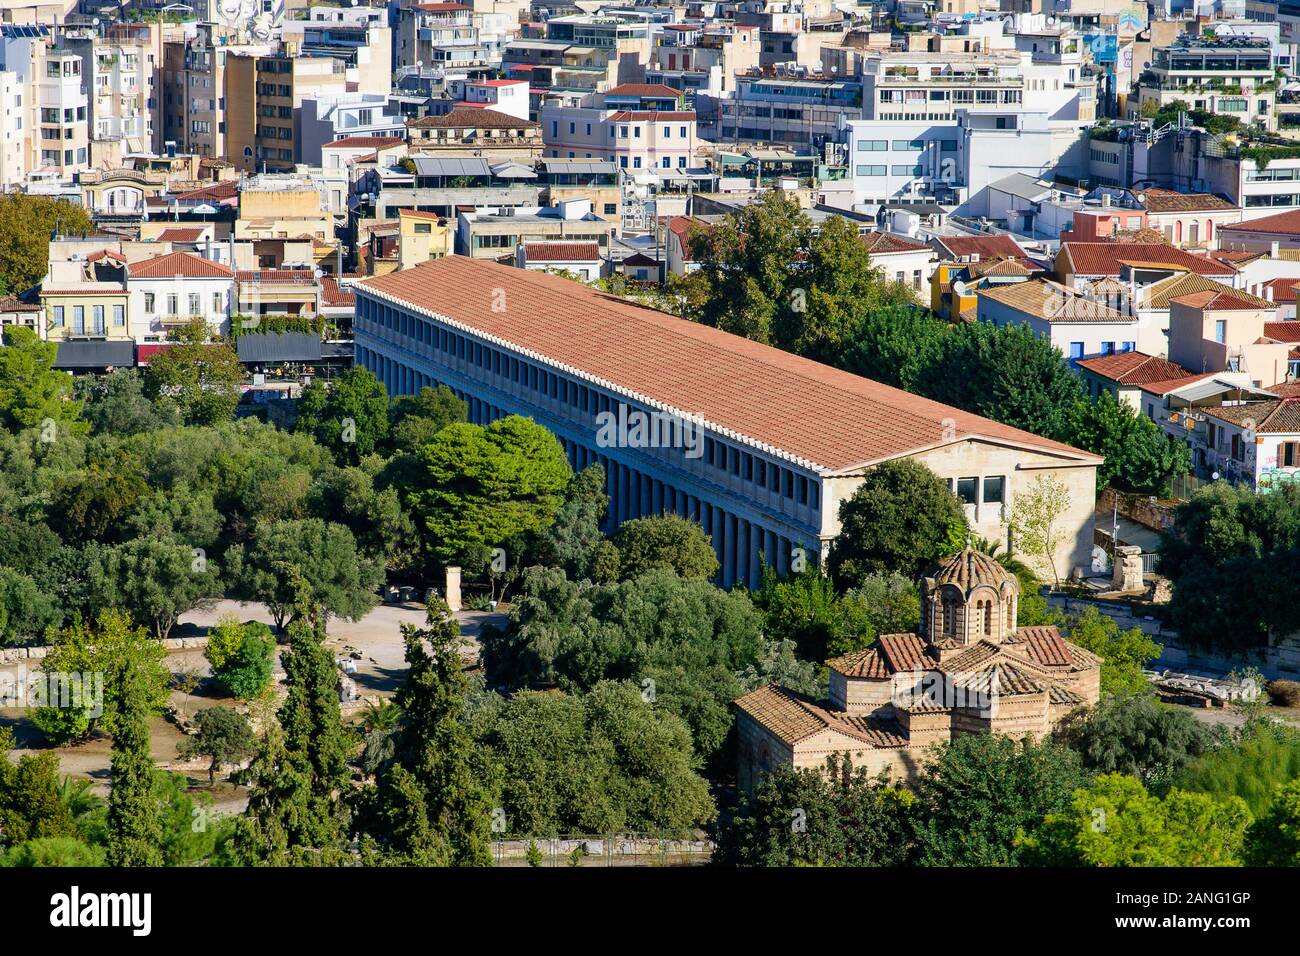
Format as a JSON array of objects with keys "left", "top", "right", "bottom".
[
  {"left": 237, "top": 332, "right": 324, "bottom": 363},
  {"left": 54, "top": 339, "right": 135, "bottom": 369}
]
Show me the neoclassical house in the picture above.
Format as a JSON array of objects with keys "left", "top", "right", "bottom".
[{"left": 735, "top": 548, "right": 1102, "bottom": 791}]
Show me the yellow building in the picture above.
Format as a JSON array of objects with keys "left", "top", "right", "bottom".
[
  {"left": 40, "top": 285, "right": 131, "bottom": 341},
  {"left": 397, "top": 209, "right": 454, "bottom": 272},
  {"left": 235, "top": 173, "right": 333, "bottom": 246},
  {"left": 224, "top": 49, "right": 347, "bottom": 173}
]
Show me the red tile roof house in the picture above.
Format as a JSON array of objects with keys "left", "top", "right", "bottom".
[
  {"left": 514, "top": 241, "right": 605, "bottom": 282},
  {"left": 125, "top": 251, "right": 237, "bottom": 342},
  {"left": 354, "top": 255, "right": 1104, "bottom": 587},
  {"left": 1218, "top": 209, "right": 1300, "bottom": 254},
  {"left": 1054, "top": 242, "right": 1238, "bottom": 308},
  {"left": 861, "top": 232, "right": 938, "bottom": 299},
  {"left": 1075, "top": 350, "right": 1196, "bottom": 411}
]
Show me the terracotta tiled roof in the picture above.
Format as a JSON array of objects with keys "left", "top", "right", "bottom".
[
  {"left": 734, "top": 684, "right": 906, "bottom": 748},
  {"left": 1139, "top": 272, "right": 1266, "bottom": 309},
  {"left": 1265, "top": 320, "right": 1300, "bottom": 341},
  {"left": 1049, "top": 685, "right": 1086, "bottom": 705},
  {"left": 861, "top": 231, "right": 931, "bottom": 255},
  {"left": 1075, "top": 351, "right": 1192, "bottom": 385},
  {"left": 1136, "top": 373, "right": 1217, "bottom": 397},
  {"left": 934, "top": 234, "right": 1024, "bottom": 261},
  {"left": 1011, "top": 626, "right": 1074, "bottom": 667},
  {"left": 87, "top": 249, "right": 126, "bottom": 263},
  {"left": 128, "top": 251, "right": 234, "bottom": 279},
  {"left": 154, "top": 227, "right": 204, "bottom": 243},
  {"left": 321, "top": 276, "right": 356, "bottom": 307},
  {"left": 356, "top": 257, "right": 1101, "bottom": 472},
  {"left": 0, "top": 295, "right": 39, "bottom": 312},
  {"left": 950, "top": 661, "right": 1045, "bottom": 697},
  {"left": 1169, "top": 289, "right": 1276, "bottom": 311},
  {"left": 522, "top": 241, "right": 601, "bottom": 261},
  {"left": 978, "top": 279, "right": 1128, "bottom": 322},
  {"left": 175, "top": 179, "right": 237, "bottom": 202},
  {"left": 1220, "top": 209, "right": 1300, "bottom": 237},
  {"left": 938, "top": 641, "right": 1004, "bottom": 674},
  {"left": 877, "top": 632, "right": 930, "bottom": 672},
  {"left": 1140, "top": 188, "right": 1237, "bottom": 214},
  {"left": 1203, "top": 398, "right": 1300, "bottom": 433},
  {"left": 930, "top": 547, "right": 1015, "bottom": 592},
  {"left": 967, "top": 256, "right": 1036, "bottom": 278},
  {"left": 323, "top": 135, "right": 405, "bottom": 149},
  {"left": 1260, "top": 279, "right": 1300, "bottom": 305},
  {"left": 604, "top": 83, "right": 683, "bottom": 98},
  {"left": 826, "top": 647, "right": 890, "bottom": 679},
  {"left": 408, "top": 107, "right": 538, "bottom": 130},
  {"left": 1062, "top": 242, "right": 1232, "bottom": 278}
]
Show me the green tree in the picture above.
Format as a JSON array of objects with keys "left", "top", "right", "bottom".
[
  {"left": 230, "top": 594, "right": 351, "bottom": 865},
  {"left": 1176, "top": 722, "right": 1300, "bottom": 818},
  {"left": 0, "top": 837, "right": 104, "bottom": 867},
  {"left": 610, "top": 513, "right": 718, "bottom": 580},
  {"left": 0, "top": 326, "right": 86, "bottom": 434},
  {"left": 481, "top": 566, "right": 766, "bottom": 773},
  {"left": 715, "top": 755, "right": 919, "bottom": 866},
  {"left": 361, "top": 599, "right": 495, "bottom": 865},
  {"left": 1009, "top": 473, "right": 1072, "bottom": 588},
  {"left": 1019, "top": 774, "right": 1250, "bottom": 866},
  {"left": 102, "top": 610, "right": 168, "bottom": 866},
  {"left": 1060, "top": 694, "right": 1214, "bottom": 789},
  {"left": 536, "top": 463, "right": 608, "bottom": 580},
  {"left": 0, "top": 566, "right": 60, "bottom": 646},
  {"left": 89, "top": 533, "right": 220, "bottom": 640},
  {"left": 480, "top": 682, "right": 714, "bottom": 837},
  {"left": 179, "top": 707, "right": 256, "bottom": 786},
  {"left": 827, "top": 458, "right": 967, "bottom": 589},
  {"left": 210, "top": 622, "right": 276, "bottom": 700},
  {"left": 296, "top": 366, "right": 390, "bottom": 463},
  {"left": 839, "top": 304, "right": 949, "bottom": 391},
  {"left": 0, "top": 729, "right": 76, "bottom": 847},
  {"left": 914, "top": 733, "right": 1087, "bottom": 866},
  {"left": 405, "top": 416, "right": 571, "bottom": 568},
  {"left": 75, "top": 368, "right": 180, "bottom": 435},
  {"left": 229, "top": 518, "right": 382, "bottom": 629},
  {"left": 1062, "top": 606, "right": 1162, "bottom": 696},
  {"left": 1068, "top": 390, "right": 1191, "bottom": 495},
  {"left": 0, "top": 194, "right": 94, "bottom": 292},
  {"left": 1158, "top": 483, "right": 1300, "bottom": 653},
  {"left": 386, "top": 384, "right": 467, "bottom": 454},
  {"left": 142, "top": 318, "right": 243, "bottom": 425},
  {"left": 1243, "top": 777, "right": 1300, "bottom": 865}
]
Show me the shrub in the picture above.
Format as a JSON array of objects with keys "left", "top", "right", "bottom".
[
  {"left": 207, "top": 620, "right": 276, "bottom": 700},
  {"left": 1266, "top": 679, "right": 1300, "bottom": 708}
]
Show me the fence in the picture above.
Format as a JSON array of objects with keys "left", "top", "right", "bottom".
[{"left": 492, "top": 833, "right": 713, "bottom": 867}]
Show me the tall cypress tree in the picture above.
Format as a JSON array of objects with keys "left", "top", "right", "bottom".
[
  {"left": 230, "top": 584, "right": 351, "bottom": 865},
  {"left": 103, "top": 611, "right": 166, "bottom": 866},
  {"left": 362, "top": 599, "right": 495, "bottom": 865}
]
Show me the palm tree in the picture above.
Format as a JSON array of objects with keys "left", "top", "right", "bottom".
[
  {"left": 56, "top": 776, "right": 104, "bottom": 822},
  {"left": 359, "top": 699, "right": 401, "bottom": 734},
  {"left": 974, "top": 535, "right": 1034, "bottom": 581}
]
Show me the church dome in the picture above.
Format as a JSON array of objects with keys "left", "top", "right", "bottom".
[{"left": 929, "top": 548, "right": 1018, "bottom": 595}]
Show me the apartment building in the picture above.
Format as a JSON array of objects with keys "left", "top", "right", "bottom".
[
  {"left": 282, "top": 12, "right": 392, "bottom": 96},
  {"left": 706, "top": 74, "right": 862, "bottom": 148},
  {"left": 645, "top": 23, "right": 760, "bottom": 98},
  {"left": 126, "top": 250, "right": 237, "bottom": 342},
  {"left": 1134, "top": 35, "right": 1277, "bottom": 130},
  {"left": 396, "top": 2, "right": 509, "bottom": 74},
  {"left": 36, "top": 50, "right": 89, "bottom": 177},
  {"left": 224, "top": 48, "right": 347, "bottom": 172},
  {"left": 299, "top": 92, "right": 408, "bottom": 165}
]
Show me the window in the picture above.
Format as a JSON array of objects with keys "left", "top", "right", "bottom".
[
  {"left": 856, "top": 165, "right": 886, "bottom": 176},
  {"left": 956, "top": 477, "right": 978, "bottom": 505},
  {"left": 167, "top": 294, "right": 178, "bottom": 316},
  {"left": 144, "top": 293, "right": 155, "bottom": 314},
  {"left": 1101, "top": 341, "right": 1115, "bottom": 355},
  {"left": 1281, "top": 441, "right": 1300, "bottom": 468},
  {"left": 982, "top": 476, "right": 1005, "bottom": 504},
  {"left": 92, "top": 306, "right": 105, "bottom": 334},
  {"left": 1214, "top": 320, "right": 1227, "bottom": 343},
  {"left": 52, "top": 305, "right": 64, "bottom": 327},
  {"left": 72, "top": 306, "right": 84, "bottom": 335},
  {"left": 1069, "top": 341, "right": 1085, "bottom": 360},
  {"left": 857, "top": 139, "right": 887, "bottom": 151},
  {"left": 113, "top": 305, "right": 125, "bottom": 327},
  {"left": 1232, "top": 433, "right": 1244, "bottom": 461},
  {"left": 212, "top": 293, "right": 222, "bottom": 314},
  {"left": 189, "top": 294, "right": 201, "bottom": 316}
]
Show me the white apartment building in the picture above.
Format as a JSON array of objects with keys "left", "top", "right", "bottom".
[
  {"left": 36, "top": 51, "right": 89, "bottom": 177},
  {"left": 0, "top": 70, "right": 24, "bottom": 188},
  {"left": 541, "top": 103, "right": 698, "bottom": 172},
  {"left": 299, "top": 92, "right": 408, "bottom": 165},
  {"left": 127, "top": 251, "right": 236, "bottom": 343},
  {"left": 448, "top": 78, "right": 530, "bottom": 120}
]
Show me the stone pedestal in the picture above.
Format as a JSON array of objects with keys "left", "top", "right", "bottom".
[
  {"left": 445, "top": 565, "right": 462, "bottom": 613},
  {"left": 1112, "top": 545, "right": 1144, "bottom": 592}
]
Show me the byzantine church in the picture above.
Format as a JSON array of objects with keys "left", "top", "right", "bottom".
[{"left": 735, "top": 548, "right": 1101, "bottom": 790}]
